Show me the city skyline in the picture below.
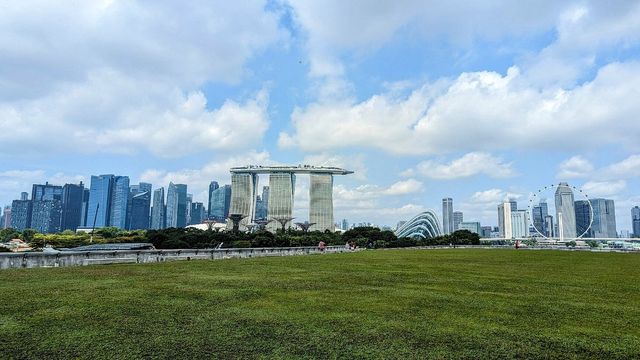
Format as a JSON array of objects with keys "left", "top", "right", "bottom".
[{"left": 0, "top": 2, "right": 639, "bottom": 231}]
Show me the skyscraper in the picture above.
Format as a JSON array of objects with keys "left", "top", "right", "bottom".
[
  {"left": 61, "top": 183, "right": 85, "bottom": 231},
  {"left": 255, "top": 186, "right": 269, "bottom": 220},
  {"left": 555, "top": 182, "right": 576, "bottom": 239},
  {"left": 190, "top": 202, "right": 206, "bottom": 225},
  {"left": 453, "top": 211, "right": 463, "bottom": 231},
  {"left": 109, "top": 176, "right": 130, "bottom": 229},
  {"left": 511, "top": 210, "right": 529, "bottom": 238},
  {"left": 151, "top": 187, "right": 165, "bottom": 230},
  {"left": 209, "top": 185, "right": 231, "bottom": 221},
  {"left": 128, "top": 183, "right": 152, "bottom": 230},
  {"left": 2, "top": 206, "right": 11, "bottom": 229},
  {"left": 576, "top": 198, "right": 617, "bottom": 238},
  {"left": 267, "top": 173, "right": 296, "bottom": 231},
  {"left": 207, "top": 181, "right": 219, "bottom": 218},
  {"left": 31, "top": 182, "right": 63, "bottom": 234},
  {"left": 442, "top": 198, "right": 453, "bottom": 235},
  {"left": 87, "top": 175, "right": 114, "bottom": 228},
  {"left": 80, "top": 188, "right": 90, "bottom": 227},
  {"left": 31, "top": 200, "right": 62, "bottom": 233},
  {"left": 166, "top": 183, "right": 188, "bottom": 228},
  {"left": 185, "top": 194, "right": 193, "bottom": 226},
  {"left": 532, "top": 200, "right": 549, "bottom": 236},
  {"left": 20, "top": 192, "right": 28, "bottom": 201},
  {"left": 632, "top": 206, "right": 640, "bottom": 238},
  {"left": 544, "top": 215, "right": 554, "bottom": 237},
  {"left": 309, "top": 173, "right": 333, "bottom": 232},
  {"left": 498, "top": 202, "right": 513, "bottom": 238},
  {"left": 230, "top": 173, "right": 258, "bottom": 229},
  {"left": 10, "top": 200, "right": 32, "bottom": 231}
]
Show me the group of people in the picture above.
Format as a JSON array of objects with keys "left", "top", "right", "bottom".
[{"left": 317, "top": 239, "right": 375, "bottom": 252}]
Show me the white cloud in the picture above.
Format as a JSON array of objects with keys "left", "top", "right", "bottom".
[
  {"left": 602, "top": 155, "right": 640, "bottom": 179},
  {"left": 581, "top": 180, "right": 626, "bottom": 197},
  {"left": 280, "top": 62, "right": 640, "bottom": 155},
  {"left": 557, "top": 156, "right": 594, "bottom": 179},
  {"left": 0, "top": 1, "right": 284, "bottom": 157},
  {"left": 381, "top": 179, "right": 423, "bottom": 195},
  {"left": 410, "top": 152, "right": 515, "bottom": 179}
]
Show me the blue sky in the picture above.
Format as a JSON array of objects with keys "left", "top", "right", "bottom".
[{"left": 1, "top": 1, "right": 640, "bottom": 231}]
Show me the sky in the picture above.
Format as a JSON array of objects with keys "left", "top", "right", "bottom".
[{"left": 1, "top": 0, "right": 640, "bottom": 231}]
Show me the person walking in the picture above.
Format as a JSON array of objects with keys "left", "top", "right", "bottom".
[{"left": 318, "top": 240, "right": 326, "bottom": 252}]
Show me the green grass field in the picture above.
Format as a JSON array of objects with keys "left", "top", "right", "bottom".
[{"left": 1, "top": 249, "right": 639, "bottom": 359}]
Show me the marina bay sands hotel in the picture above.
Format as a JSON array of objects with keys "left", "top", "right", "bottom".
[{"left": 229, "top": 165, "right": 353, "bottom": 232}]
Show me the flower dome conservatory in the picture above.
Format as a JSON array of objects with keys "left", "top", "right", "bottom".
[{"left": 395, "top": 210, "right": 443, "bottom": 239}]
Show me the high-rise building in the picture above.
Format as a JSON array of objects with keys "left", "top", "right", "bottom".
[
  {"left": 453, "top": 211, "right": 463, "bottom": 231},
  {"left": 631, "top": 206, "right": 640, "bottom": 238},
  {"left": 80, "top": 188, "right": 90, "bottom": 227},
  {"left": 458, "top": 221, "right": 481, "bottom": 234},
  {"left": 309, "top": 173, "right": 334, "bottom": 232},
  {"left": 255, "top": 186, "right": 269, "bottom": 220},
  {"left": 10, "top": 200, "right": 32, "bottom": 231},
  {"left": 166, "top": 183, "right": 188, "bottom": 228},
  {"left": 511, "top": 210, "right": 529, "bottom": 238},
  {"left": 31, "top": 200, "right": 62, "bottom": 233},
  {"left": 341, "top": 219, "right": 349, "bottom": 231},
  {"left": 230, "top": 173, "right": 258, "bottom": 229},
  {"left": 544, "top": 215, "right": 554, "bottom": 237},
  {"left": 20, "top": 192, "right": 28, "bottom": 201},
  {"left": 32, "top": 182, "right": 63, "bottom": 202},
  {"left": 498, "top": 202, "right": 513, "bottom": 238},
  {"left": 61, "top": 183, "right": 85, "bottom": 231},
  {"left": 207, "top": 181, "right": 219, "bottom": 218},
  {"left": 151, "top": 187, "right": 165, "bottom": 230},
  {"left": 108, "top": 176, "right": 130, "bottom": 229},
  {"left": 576, "top": 198, "right": 617, "bottom": 238},
  {"left": 209, "top": 185, "right": 232, "bottom": 221},
  {"left": 532, "top": 200, "right": 549, "bottom": 236},
  {"left": 267, "top": 173, "right": 296, "bottom": 231},
  {"left": 3, "top": 206, "right": 12, "bottom": 229},
  {"left": 190, "top": 202, "right": 206, "bottom": 225},
  {"left": 481, "top": 226, "right": 492, "bottom": 238},
  {"left": 442, "top": 198, "right": 453, "bottom": 235},
  {"left": 128, "top": 184, "right": 152, "bottom": 230},
  {"left": 555, "top": 182, "right": 576, "bottom": 239},
  {"left": 87, "top": 175, "right": 114, "bottom": 228}
]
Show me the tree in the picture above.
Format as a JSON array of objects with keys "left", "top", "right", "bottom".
[{"left": 21, "top": 229, "right": 37, "bottom": 243}]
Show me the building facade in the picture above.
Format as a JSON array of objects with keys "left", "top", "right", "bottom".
[
  {"left": 209, "top": 185, "right": 231, "bottom": 221},
  {"left": 453, "top": 211, "right": 463, "bottom": 231},
  {"left": 61, "top": 183, "right": 85, "bottom": 231},
  {"left": 632, "top": 206, "right": 640, "bottom": 238},
  {"left": 576, "top": 198, "right": 617, "bottom": 238},
  {"left": 267, "top": 173, "right": 296, "bottom": 231},
  {"left": 230, "top": 173, "right": 259, "bottom": 229},
  {"left": 151, "top": 187, "right": 165, "bottom": 230},
  {"left": 309, "top": 173, "right": 333, "bottom": 232},
  {"left": 10, "top": 200, "right": 32, "bottom": 231},
  {"left": 458, "top": 221, "right": 481, "bottom": 235},
  {"left": 498, "top": 202, "right": 513, "bottom": 238},
  {"left": 31, "top": 200, "right": 62, "bottom": 233},
  {"left": 166, "top": 183, "right": 188, "bottom": 228},
  {"left": 87, "top": 175, "right": 114, "bottom": 228},
  {"left": 128, "top": 183, "right": 152, "bottom": 230},
  {"left": 442, "top": 198, "right": 453, "bottom": 235},
  {"left": 510, "top": 210, "right": 529, "bottom": 238},
  {"left": 555, "top": 182, "right": 576, "bottom": 239},
  {"left": 109, "top": 176, "right": 130, "bottom": 229},
  {"left": 207, "top": 181, "right": 219, "bottom": 219}
]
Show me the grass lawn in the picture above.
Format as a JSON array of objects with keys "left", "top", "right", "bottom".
[{"left": 1, "top": 249, "right": 639, "bottom": 359}]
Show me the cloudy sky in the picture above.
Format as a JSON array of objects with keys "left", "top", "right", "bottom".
[{"left": 1, "top": 1, "right": 640, "bottom": 231}]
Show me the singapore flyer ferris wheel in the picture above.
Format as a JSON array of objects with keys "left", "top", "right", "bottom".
[{"left": 527, "top": 182, "right": 594, "bottom": 240}]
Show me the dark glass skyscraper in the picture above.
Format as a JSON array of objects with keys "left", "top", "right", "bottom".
[
  {"left": 209, "top": 184, "right": 231, "bottom": 221},
  {"left": 532, "top": 200, "right": 549, "bottom": 236},
  {"left": 127, "top": 182, "right": 152, "bottom": 230},
  {"left": 32, "top": 183, "right": 62, "bottom": 202},
  {"left": 190, "top": 202, "right": 206, "bottom": 225},
  {"left": 31, "top": 200, "right": 62, "bottom": 233},
  {"left": 575, "top": 198, "right": 617, "bottom": 238},
  {"left": 10, "top": 200, "right": 32, "bottom": 231},
  {"left": 61, "top": 183, "right": 85, "bottom": 231}
]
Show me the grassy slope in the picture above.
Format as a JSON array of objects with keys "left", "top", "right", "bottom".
[{"left": 1, "top": 249, "right": 639, "bottom": 359}]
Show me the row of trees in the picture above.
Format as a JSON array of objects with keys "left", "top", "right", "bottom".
[{"left": 1, "top": 226, "right": 481, "bottom": 250}]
